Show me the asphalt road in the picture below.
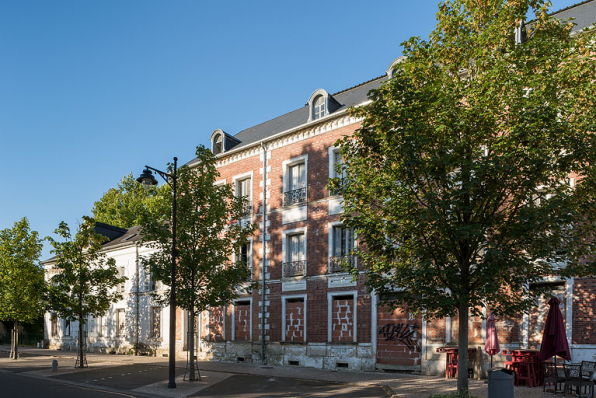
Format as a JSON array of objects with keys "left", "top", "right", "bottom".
[
  {"left": 192, "top": 374, "right": 391, "bottom": 398},
  {"left": 0, "top": 371, "right": 146, "bottom": 398}
]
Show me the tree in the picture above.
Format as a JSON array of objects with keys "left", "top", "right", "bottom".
[
  {"left": 141, "top": 145, "right": 255, "bottom": 381},
  {"left": 47, "top": 216, "right": 126, "bottom": 368},
  {"left": 0, "top": 217, "right": 45, "bottom": 360},
  {"left": 92, "top": 172, "right": 171, "bottom": 229},
  {"left": 333, "top": 0, "right": 596, "bottom": 393}
]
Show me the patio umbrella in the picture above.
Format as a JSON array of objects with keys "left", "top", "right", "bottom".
[
  {"left": 539, "top": 297, "right": 571, "bottom": 363},
  {"left": 484, "top": 313, "right": 500, "bottom": 368}
]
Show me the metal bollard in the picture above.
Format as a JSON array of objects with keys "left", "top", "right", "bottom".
[{"left": 52, "top": 359, "right": 58, "bottom": 372}]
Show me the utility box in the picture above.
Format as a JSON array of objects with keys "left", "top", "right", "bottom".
[{"left": 488, "top": 367, "right": 514, "bottom": 398}]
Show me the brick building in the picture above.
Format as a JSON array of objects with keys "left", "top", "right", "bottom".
[{"left": 44, "top": 0, "right": 596, "bottom": 375}]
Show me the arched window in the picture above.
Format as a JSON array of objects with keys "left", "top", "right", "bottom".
[
  {"left": 214, "top": 134, "right": 223, "bottom": 154},
  {"left": 313, "top": 95, "right": 325, "bottom": 120}
]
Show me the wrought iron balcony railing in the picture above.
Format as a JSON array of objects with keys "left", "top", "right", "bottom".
[
  {"left": 328, "top": 255, "right": 355, "bottom": 273},
  {"left": 283, "top": 260, "right": 306, "bottom": 277},
  {"left": 241, "top": 202, "right": 253, "bottom": 216},
  {"left": 283, "top": 187, "right": 307, "bottom": 206}
]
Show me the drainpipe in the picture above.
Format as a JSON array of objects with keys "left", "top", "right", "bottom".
[
  {"left": 135, "top": 243, "right": 140, "bottom": 351},
  {"left": 261, "top": 142, "right": 268, "bottom": 364}
]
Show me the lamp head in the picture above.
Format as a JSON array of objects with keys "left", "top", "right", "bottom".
[{"left": 137, "top": 168, "right": 158, "bottom": 192}]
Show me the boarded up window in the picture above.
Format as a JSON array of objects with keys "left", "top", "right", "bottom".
[
  {"left": 331, "top": 295, "right": 354, "bottom": 343},
  {"left": 234, "top": 301, "right": 251, "bottom": 341},
  {"left": 285, "top": 297, "right": 305, "bottom": 342}
]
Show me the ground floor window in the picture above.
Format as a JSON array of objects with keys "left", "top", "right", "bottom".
[
  {"left": 151, "top": 307, "right": 161, "bottom": 338},
  {"left": 116, "top": 309, "right": 125, "bottom": 337},
  {"left": 328, "top": 293, "right": 357, "bottom": 343},
  {"left": 234, "top": 300, "right": 251, "bottom": 341}
]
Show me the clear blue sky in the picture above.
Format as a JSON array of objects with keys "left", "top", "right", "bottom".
[{"left": 0, "top": 0, "right": 581, "bottom": 260}]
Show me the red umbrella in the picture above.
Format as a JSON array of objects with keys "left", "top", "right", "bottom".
[
  {"left": 484, "top": 313, "right": 500, "bottom": 368},
  {"left": 539, "top": 297, "right": 571, "bottom": 362}
]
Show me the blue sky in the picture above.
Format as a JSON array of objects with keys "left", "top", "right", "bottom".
[{"left": 0, "top": 0, "right": 582, "bottom": 259}]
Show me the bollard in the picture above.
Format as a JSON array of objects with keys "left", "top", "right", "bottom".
[
  {"left": 52, "top": 359, "right": 58, "bottom": 372},
  {"left": 37, "top": 342, "right": 40, "bottom": 348}
]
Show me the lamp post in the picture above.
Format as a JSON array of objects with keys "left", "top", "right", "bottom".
[{"left": 137, "top": 157, "right": 178, "bottom": 389}]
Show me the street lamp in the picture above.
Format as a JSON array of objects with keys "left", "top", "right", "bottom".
[{"left": 137, "top": 157, "right": 178, "bottom": 389}]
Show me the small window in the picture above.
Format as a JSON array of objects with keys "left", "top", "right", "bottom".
[
  {"left": 51, "top": 314, "right": 58, "bottom": 337},
  {"left": 96, "top": 316, "right": 103, "bottom": 336},
  {"left": 118, "top": 267, "right": 125, "bottom": 293},
  {"left": 284, "top": 232, "right": 306, "bottom": 277},
  {"left": 151, "top": 307, "right": 161, "bottom": 338},
  {"left": 236, "top": 240, "right": 253, "bottom": 280},
  {"left": 214, "top": 135, "right": 223, "bottom": 154},
  {"left": 64, "top": 320, "right": 70, "bottom": 336},
  {"left": 116, "top": 309, "right": 125, "bottom": 337},
  {"left": 329, "top": 148, "right": 345, "bottom": 196},
  {"left": 313, "top": 95, "right": 325, "bottom": 120}
]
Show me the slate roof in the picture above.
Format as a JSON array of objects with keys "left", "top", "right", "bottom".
[
  {"left": 550, "top": 0, "right": 596, "bottom": 32},
  {"left": 185, "top": 75, "right": 387, "bottom": 167},
  {"left": 42, "top": 224, "right": 142, "bottom": 264}
]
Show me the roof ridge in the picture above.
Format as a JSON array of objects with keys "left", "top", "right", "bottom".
[{"left": 332, "top": 75, "right": 386, "bottom": 96}]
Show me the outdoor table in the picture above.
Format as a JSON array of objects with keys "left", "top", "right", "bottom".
[
  {"left": 503, "top": 349, "right": 542, "bottom": 387},
  {"left": 436, "top": 347, "right": 477, "bottom": 379}
]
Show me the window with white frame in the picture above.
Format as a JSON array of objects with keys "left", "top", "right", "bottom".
[
  {"left": 329, "top": 224, "right": 354, "bottom": 273},
  {"left": 118, "top": 267, "right": 125, "bottom": 293},
  {"left": 328, "top": 291, "right": 357, "bottom": 343},
  {"left": 96, "top": 316, "right": 103, "bottom": 336},
  {"left": 116, "top": 309, "right": 125, "bottom": 337},
  {"left": 236, "top": 239, "right": 253, "bottom": 280},
  {"left": 282, "top": 295, "right": 306, "bottom": 342},
  {"left": 64, "top": 320, "right": 70, "bottom": 336},
  {"left": 235, "top": 176, "right": 252, "bottom": 216},
  {"left": 150, "top": 307, "right": 161, "bottom": 338},
  {"left": 213, "top": 134, "right": 223, "bottom": 154},
  {"left": 283, "top": 229, "right": 306, "bottom": 277},
  {"left": 283, "top": 157, "right": 307, "bottom": 206},
  {"left": 312, "top": 95, "right": 326, "bottom": 120},
  {"left": 51, "top": 314, "right": 58, "bottom": 337},
  {"left": 328, "top": 147, "right": 346, "bottom": 196}
]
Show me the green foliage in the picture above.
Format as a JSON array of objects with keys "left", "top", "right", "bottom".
[
  {"left": 0, "top": 217, "right": 45, "bottom": 325},
  {"left": 92, "top": 172, "right": 171, "bottom": 229},
  {"left": 47, "top": 216, "right": 126, "bottom": 323},
  {"left": 141, "top": 145, "right": 256, "bottom": 315},
  {"left": 332, "top": 0, "right": 596, "bottom": 392}
]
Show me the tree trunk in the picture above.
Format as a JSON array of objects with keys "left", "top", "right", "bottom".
[
  {"left": 188, "top": 309, "right": 196, "bottom": 381},
  {"left": 10, "top": 321, "right": 19, "bottom": 360},
  {"left": 78, "top": 319, "right": 85, "bottom": 368},
  {"left": 457, "top": 303, "right": 469, "bottom": 394}
]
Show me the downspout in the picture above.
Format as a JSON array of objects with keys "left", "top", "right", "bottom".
[
  {"left": 135, "top": 243, "right": 140, "bottom": 351},
  {"left": 261, "top": 142, "right": 268, "bottom": 364}
]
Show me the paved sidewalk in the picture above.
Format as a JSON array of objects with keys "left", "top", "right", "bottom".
[{"left": 0, "top": 346, "right": 556, "bottom": 397}]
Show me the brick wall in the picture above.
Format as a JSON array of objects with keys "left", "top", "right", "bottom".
[
  {"left": 207, "top": 307, "right": 225, "bottom": 341},
  {"left": 573, "top": 278, "right": 596, "bottom": 345},
  {"left": 376, "top": 305, "right": 422, "bottom": 366}
]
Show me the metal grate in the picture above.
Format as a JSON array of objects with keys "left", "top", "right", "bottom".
[
  {"left": 283, "top": 260, "right": 306, "bottom": 277},
  {"left": 283, "top": 187, "right": 307, "bottom": 206},
  {"left": 328, "top": 255, "right": 354, "bottom": 273}
]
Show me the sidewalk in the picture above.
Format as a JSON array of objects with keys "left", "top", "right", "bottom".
[{"left": 0, "top": 346, "right": 553, "bottom": 397}]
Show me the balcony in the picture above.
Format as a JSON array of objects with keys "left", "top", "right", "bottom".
[
  {"left": 241, "top": 202, "right": 253, "bottom": 217},
  {"left": 283, "top": 187, "right": 306, "bottom": 206},
  {"left": 328, "top": 255, "right": 355, "bottom": 273},
  {"left": 283, "top": 260, "right": 306, "bottom": 277}
]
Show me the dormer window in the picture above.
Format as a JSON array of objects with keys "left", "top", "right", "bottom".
[
  {"left": 214, "top": 134, "right": 223, "bottom": 154},
  {"left": 307, "top": 89, "right": 341, "bottom": 122},
  {"left": 313, "top": 95, "right": 325, "bottom": 120},
  {"left": 209, "top": 129, "right": 241, "bottom": 156}
]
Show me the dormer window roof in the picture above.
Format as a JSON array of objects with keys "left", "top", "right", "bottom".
[
  {"left": 307, "top": 89, "right": 341, "bottom": 122},
  {"left": 210, "top": 129, "right": 241, "bottom": 155},
  {"left": 386, "top": 56, "right": 406, "bottom": 79}
]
